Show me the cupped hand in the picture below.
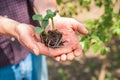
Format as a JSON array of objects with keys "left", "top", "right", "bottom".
[
  {"left": 15, "top": 23, "right": 73, "bottom": 57},
  {"left": 51, "top": 17, "right": 88, "bottom": 61},
  {"left": 15, "top": 16, "right": 88, "bottom": 61}
]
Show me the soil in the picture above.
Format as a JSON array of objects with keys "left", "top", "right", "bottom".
[{"left": 40, "top": 29, "right": 65, "bottom": 48}]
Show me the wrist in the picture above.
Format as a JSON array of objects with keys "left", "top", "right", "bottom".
[{"left": 0, "top": 16, "right": 20, "bottom": 38}]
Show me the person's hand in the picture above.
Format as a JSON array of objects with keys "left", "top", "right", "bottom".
[
  {"left": 0, "top": 15, "right": 88, "bottom": 62},
  {"left": 49, "top": 17, "right": 88, "bottom": 61},
  {"left": 15, "top": 23, "right": 73, "bottom": 57}
]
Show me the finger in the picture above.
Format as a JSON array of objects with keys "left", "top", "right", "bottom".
[
  {"left": 66, "top": 52, "right": 75, "bottom": 60},
  {"left": 36, "top": 42, "right": 50, "bottom": 56},
  {"left": 35, "top": 34, "right": 40, "bottom": 41},
  {"left": 73, "top": 45, "right": 82, "bottom": 57},
  {"left": 32, "top": 44, "right": 40, "bottom": 55},
  {"left": 72, "top": 20, "right": 88, "bottom": 34},
  {"left": 55, "top": 56, "right": 60, "bottom": 62},
  {"left": 48, "top": 47, "right": 72, "bottom": 57},
  {"left": 22, "top": 34, "right": 40, "bottom": 55},
  {"left": 60, "top": 54, "right": 67, "bottom": 61},
  {"left": 16, "top": 24, "right": 40, "bottom": 55}
]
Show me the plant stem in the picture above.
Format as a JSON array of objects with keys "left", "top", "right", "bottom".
[
  {"left": 39, "top": 21, "right": 48, "bottom": 35},
  {"left": 38, "top": 21, "right": 43, "bottom": 29},
  {"left": 51, "top": 17, "right": 54, "bottom": 30},
  {"left": 43, "top": 30, "right": 48, "bottom": 35}
]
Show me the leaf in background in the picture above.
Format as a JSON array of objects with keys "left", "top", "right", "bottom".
[
  {"left": 101, "top": 47, "right": 110, "bottom": 55},
  {"left": 91, "top": 35, "right": 100, "bottom": 41},
  {"left": 101, "top": 48, "right": 106, "bottom": 55},
  {"left": 59, "top": 69, "right": 67, "bottom": 80},
  {"left": 77, "top": 0, "right": 83, "bottom": 5},
  {"left": 113, "top": 28, "right": 120, "bottom": 36},
  {"left": 35, "top": 27, "right": 44, "bottom": 34},
  {"left": 79, "top": 42, "right": 84, "bottom": 49},
  {"left": 32, "top": 14, "right": 43, "bottom": 21},
  {"left": 83, "top": 0, "right": 91, "bottom": 3},
  {"left": 93, "top": 42, "right": 100, "bottom": 53},
  {"left": 66, "top": 2, "right": 74, "bottom": 9},
  {"left": 111, "top": 20, "right": 120, "bottom": 36},
  {"left": 84, "top": 39, "right": 91, "bottom": 51},
  {"left": 95, "top": 0, "right": 103, "bottom": 7},
  {"left": 56, "top": 0, "right": 62, "bottom": 5}
]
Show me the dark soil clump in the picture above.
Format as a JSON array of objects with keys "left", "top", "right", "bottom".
[{"left": 40, "top": 30, "right": 66, "bottom": 48}]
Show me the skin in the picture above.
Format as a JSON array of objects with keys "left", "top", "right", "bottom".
[
  {"left": 0, "top": 0, "right": 88, "bottom": 62},
  {"left": 34, "top": 0, "right": 88, "bottom": 61},
  {"left": 52, "top": 17, "right": 88, "bottom": 61}
]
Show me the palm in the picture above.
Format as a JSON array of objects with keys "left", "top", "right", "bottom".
[
  {"left": 54, "top": 21, "right": 79, "bottom": 51},
  {"left": 52, "top": 17, "right": 88, "bottom": 61}
]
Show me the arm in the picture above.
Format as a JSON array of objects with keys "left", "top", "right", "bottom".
[
  {"left": 0, "top": 16, "right": 19, "bottom": 37},
  {"left": 0, "top": 16, "right": 39, "bottom": 54},
  {"left": 0, "top": 0, "right": 57, "bottom": 36},
  {"left": 0, "top": 16, "right": 72, "bottom": 58}
]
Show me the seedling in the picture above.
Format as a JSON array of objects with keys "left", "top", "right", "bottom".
[
  {"left": 32, "top": 10, "right": 57, "bottom": 34},
  {"left": 32, "top": 9, "right": 65, "bottom": 48}
]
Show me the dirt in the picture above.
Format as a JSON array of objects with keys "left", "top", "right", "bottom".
[{"left": 40, "top": 30, "right": 65, "bottom": 48}]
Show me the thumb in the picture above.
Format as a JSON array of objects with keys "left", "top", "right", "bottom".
[
  {"left": 19, "top": 33, "right": 40, "bottom": 55},
  {"left": 72, "top": 20, "right": 88, "bottom": 34},
  {"left": 16, "top": 24, "right": 40, "bottom": 55}
]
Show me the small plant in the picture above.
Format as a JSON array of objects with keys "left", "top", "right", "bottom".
[{"left": 32, "top": 9, "right": 65, "bottom": 48}]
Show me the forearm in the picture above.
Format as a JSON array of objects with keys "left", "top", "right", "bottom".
[
  {"left": 33, "top": 0, "right": 57, "bottom": 15},
  {"left": 0, "top": 16, "right": 19, "bottom": 37}
]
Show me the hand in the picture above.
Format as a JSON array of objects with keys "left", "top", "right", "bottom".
[
  {"left": 15, "top": 23, "right": 73, "bottom": 57},
  {"left": 50, "top": 17, "right": 88, "bottom": 61}
]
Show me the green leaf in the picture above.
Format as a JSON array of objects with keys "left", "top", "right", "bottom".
[
  {"left": 93, "top": 43, "right": 100, "bottom": 53},
  {"left": 46, "top": 9, "right": 54, "bottom": 17},
  {"left": 83, "top": 0, "right": 91, "bottom": 3},
  {"left": 47, "top": 10, "right": 52, "bottom": 14},
  {"left": 66, "top": 2, "right": 74, "bottom": 8},
  {"left": 47, "top": 9, "right": 58, "bottom": 17},
  {"left": 84, "top": 39, "right": 91, "bottom": 51},
  {"left": 77, "top": 0, "right": 82, "bottom": 5},
  {"left": 101, "top": 47, "right": 110, "bottom": 55},
  {"left": 53, "top": 10, "right": 58, "bottom": 17},
  {"left": 32, "top": 14, "right": 43, "bottom": 21},
  {"left": 42, "top": 20, "right": 49, "bottom": 28},
  {"left": 35, "top": 27, "right": 44, "bottom": 34},
  {"left": 44, "top": 15, "right": 50, "bottom": 20},
  {"left": 113, "top": 28, "right": 120, "bottom": 36},
  {"left": 91, "top": 35, "right": 100, "bottom": 41},
  {"left": 56, "top": 0, "right": 62, "bottom": 5},
  {"left": 79, "top": 42, "right": 84, "bottom": 49},
  {"left": 101, "top": 48, "right": 106, "bottom": 55},
  {"left": 95, "top": 1, "right": 103, "bottom": 7}
]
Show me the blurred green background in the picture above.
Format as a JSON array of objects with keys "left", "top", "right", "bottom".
[{"left": 47, "top": 0, "right": 120, "bottom": 80}]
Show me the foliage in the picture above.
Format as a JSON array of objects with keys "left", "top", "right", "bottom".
[
  {"left": 57, "top": 0, "right": 120, "bottom": 55},
  {"left": 32, "top": 10, "right": 58, "bottom": 34}
]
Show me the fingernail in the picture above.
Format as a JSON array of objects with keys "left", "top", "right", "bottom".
[
  {"left": 55, "top": 57, "right": 60, "bottom": 62},
  {"left": 61, "top": 54, "right": 67, "bottom": 61}
]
